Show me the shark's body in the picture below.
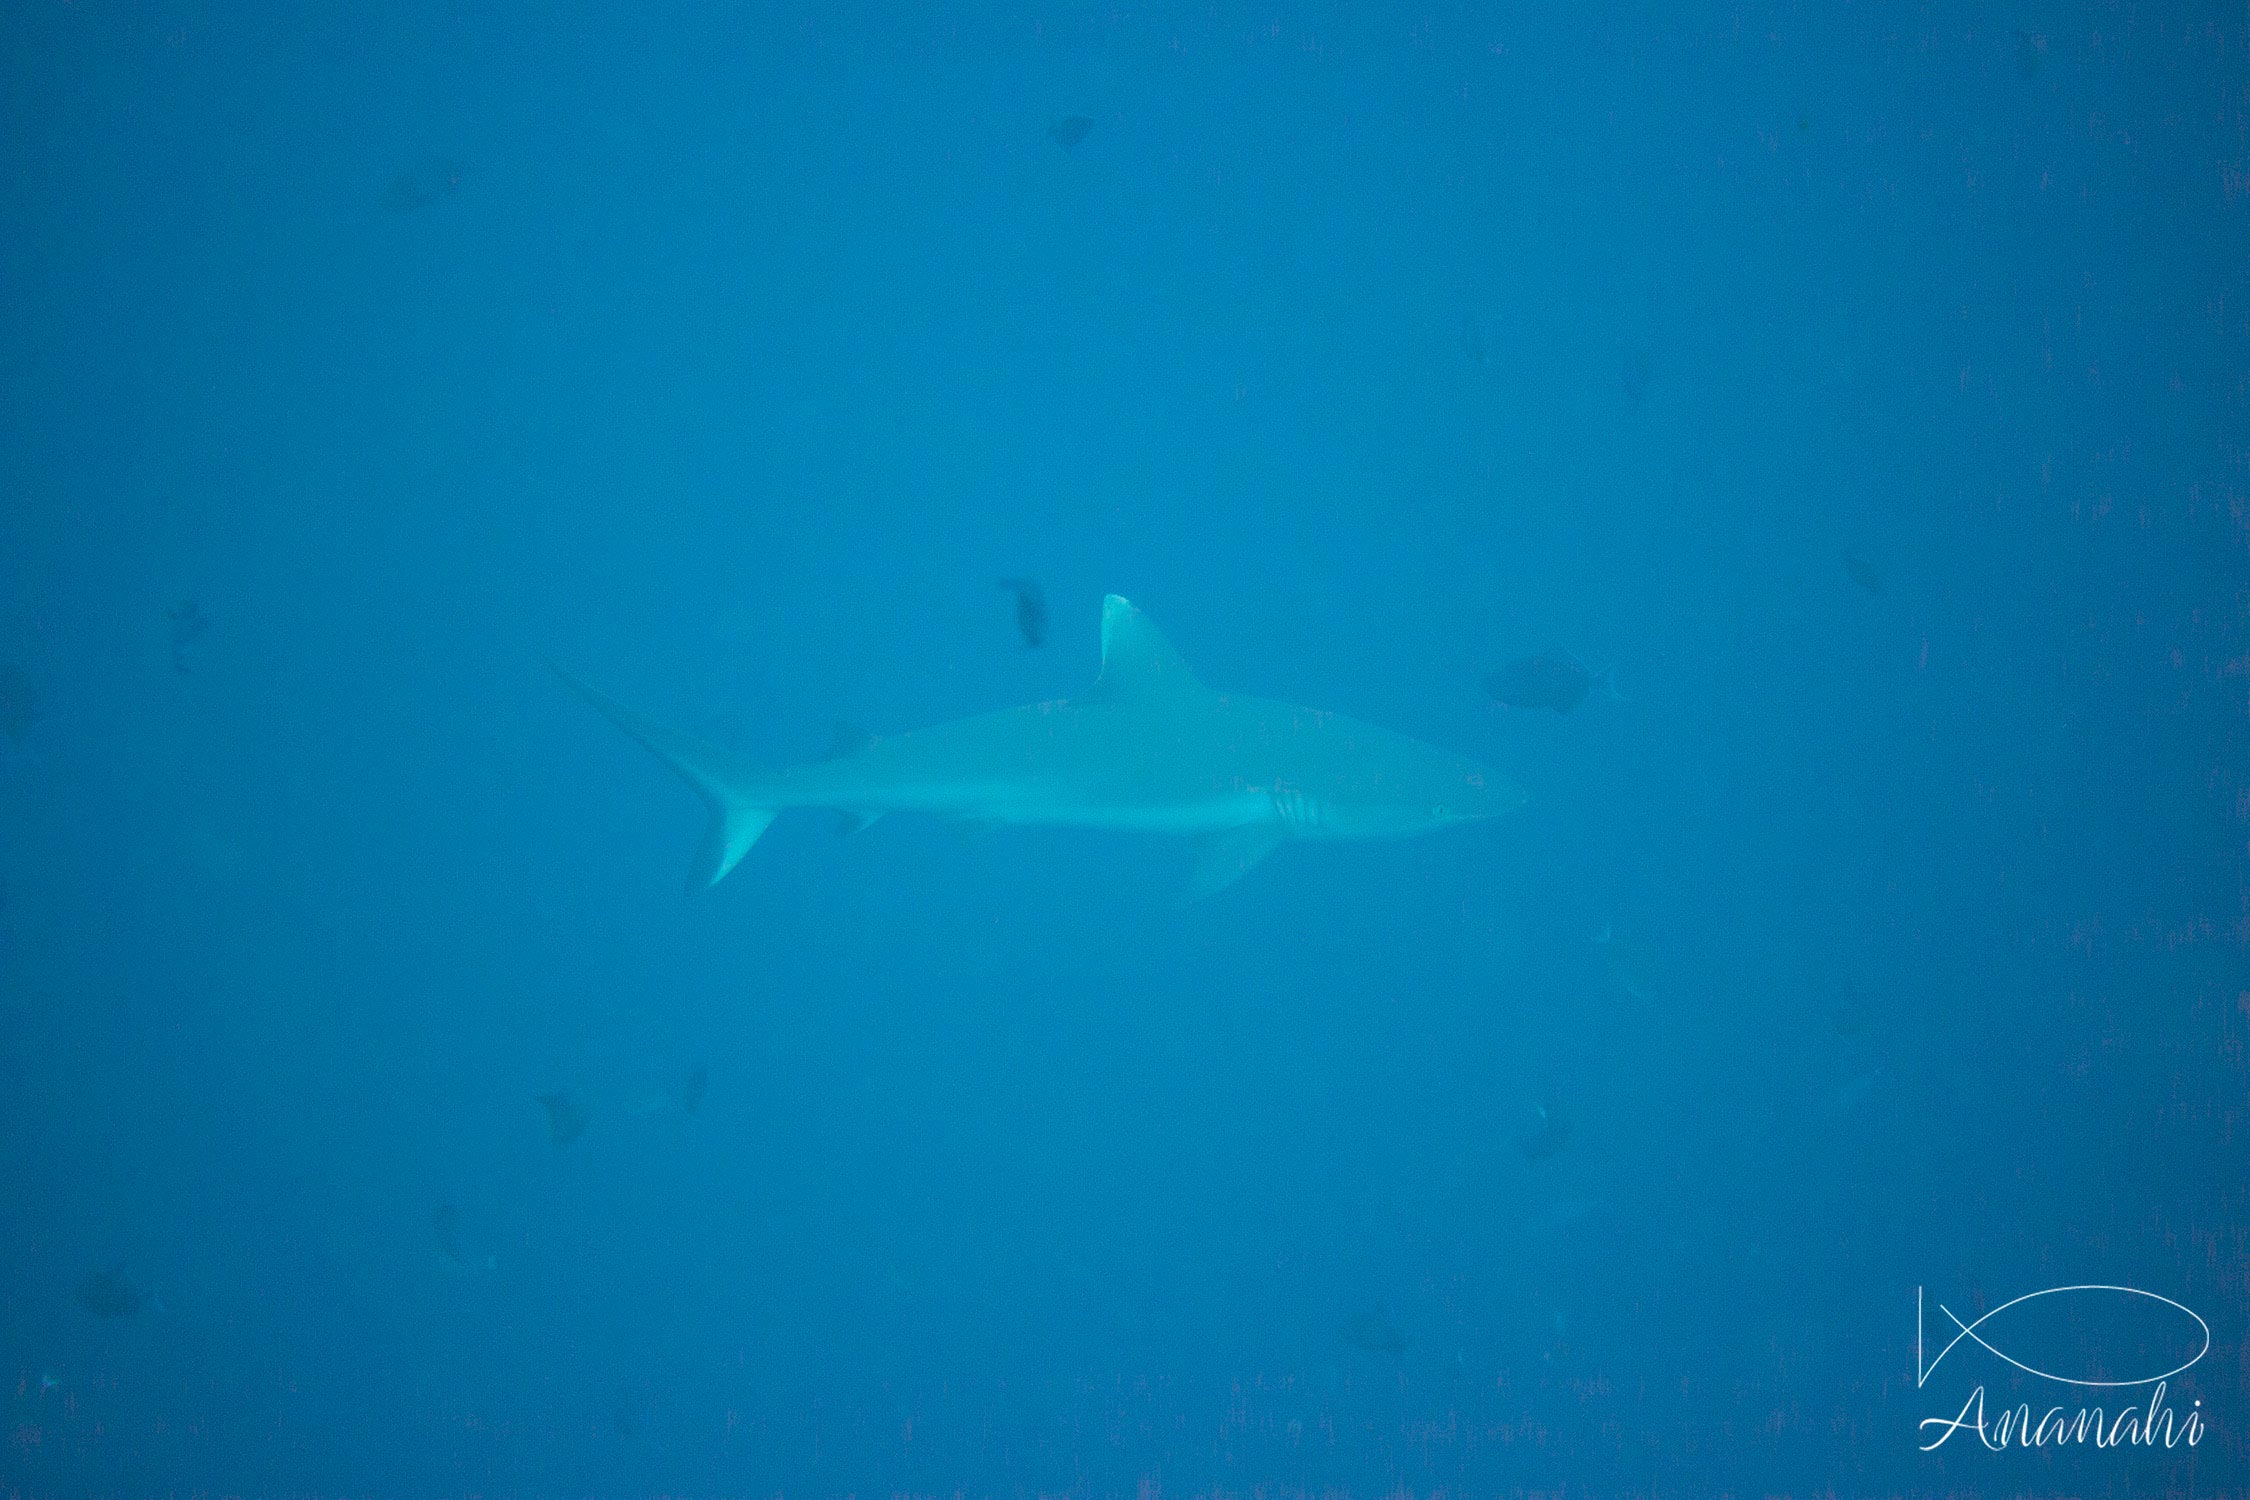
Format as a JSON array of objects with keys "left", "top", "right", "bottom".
[{"left": 565, "top": 595, "right": 1521, "bottom": 894}]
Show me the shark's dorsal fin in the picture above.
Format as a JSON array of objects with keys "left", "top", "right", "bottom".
[{"left": 1091, "top": 595, "right": 1206, "bottom": 702}]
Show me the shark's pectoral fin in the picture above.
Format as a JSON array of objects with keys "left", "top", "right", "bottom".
[
  {"left": 833, "top": 811, "right": 883, "bottom": 837},
  {"left": 1188, "top": 822, "right": 1288, "bottom": 899},
  {"left": 691, "top": 803, "right": 778, "bottom": 887}
]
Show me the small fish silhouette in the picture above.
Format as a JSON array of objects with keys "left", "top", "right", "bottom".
[
  {"left": 1459, "top": 313, "right": 1490, "bottom": 367},
  {"left": 1340, "top": 1306, "right": 1409, "bottom": 1354},
  {"left": 432, "top": 1203, "right": 463, "bottom": 1262},
  {"left": 1620, "top": 349, "right": 1651, "bottom": 407},
  {"left": 73, "top": 1267, "right": 150, "bottom": 1319},
  {"left": 1515, "top": 1100, "right": 1572, "bottom": 1161},
  {"left": 1485, "top": 654, "right": 1618, "bottom": 714},
  {"left": 537, "top": 1090, "right": 588, "bottom": 1146},
  {"left": 999, "top": 579, "right": 1047, "bottom": 647},
  {"left": 0, "top": 661, "right": 39, "bottom": 743},
  {"left": 384, "top": 154, "right": 465, "bottom": 211},
  {"left": 1841, "top": 550, "right": 1882, "bottom": 596},
  {"left": 166, "top": 599, "right": 208, "bottom": 674},
  {"left": 2014, "top": 29, "right": 2045, "bottom": 80}
]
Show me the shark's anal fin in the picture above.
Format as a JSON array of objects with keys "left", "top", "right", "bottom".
[
  {"left": 821, "top": 724, "right": 881, "bottom": 835},
  {"left": 947, "top": 816, "right": 1004, "bottom": 839},
  {"left": 548, "top": 659, "right": 777, "bottom": 888},
  {"left": 1188, "top": 822, "right": 1287, "bottom": 899}
]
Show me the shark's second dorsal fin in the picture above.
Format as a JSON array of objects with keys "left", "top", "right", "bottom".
[
  {"left": 1091, "top": 595, "right": 1206, "bottom": 702},
  {"left": 822, "top": 722, "right": 876, "bottom": 760}
]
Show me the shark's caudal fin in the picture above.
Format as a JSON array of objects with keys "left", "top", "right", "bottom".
[{"left": 548, "top": 661, "right": 776, "bottom": 887}]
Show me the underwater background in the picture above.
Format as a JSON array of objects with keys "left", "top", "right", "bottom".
[{"left": 2, "top": 3, "right": 2246, "bottom": 1496}]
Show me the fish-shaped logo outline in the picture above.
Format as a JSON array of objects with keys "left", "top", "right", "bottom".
[{"left": 1916, "top": 1284, "right": 2209, "bottom": 1390}]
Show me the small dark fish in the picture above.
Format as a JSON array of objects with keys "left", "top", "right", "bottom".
[
  {"left": 166, "top": 599, "right": 208, "bottom": 674},
  {"left": 1484, "top": 654, "right": 1615, "bottom": 715},
  {"left": 73, "top": 1268, "right": 149, "bottom": 1319},
  {"left": 1048, "top": 116, "right": 1094, "bottom": 151},
  {"left": 1340, "top": 1306, "right": 1409, "bottom": 1354},
  {"left": 612, "top": 1387, "right": 644, "bottom": 1441},
  {"left": 1000, "top": 579, "right": 1047, "bottom": 647},
  {"left": 680, "top": 1065, "right": 709, "bottom": 1116},
  {"left": 1620, "top": 350, "right": 1651, "bottom": 408},
  {"left": 1459, "top": 313, "right": 1490, "bottom": 367},
  {"left": 537, "top": 1090, "right": 588, "bottom": 1146},
  {"left": 1841, "top": 550, "right": 1882, "bottom": 596},
  {"left": 1824, "top": 1066, "right": 1888, "bottom": 1117},
  {"left": 2014, "top": 29, "right": 2044, "bottom": 80},
  {"left": 1831, "top": 979, "right": 1870, "bottom": 1037},
  {"left": 0, "top": 661, "right": 39, "bottom": 743},
  {"left": 1515, "top": 1100, "right": 1572, "bottom": 1161},
  {"left": 432, "top": 1204, "right": 463, "bottom": 1262},
  {"left": 384, "top": 154, "right": 465, "bottom": 212}
]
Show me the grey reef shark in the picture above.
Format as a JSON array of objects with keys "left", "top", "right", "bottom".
[{"left": 559, "top": 595, "right": 1523, "bottom": 896}]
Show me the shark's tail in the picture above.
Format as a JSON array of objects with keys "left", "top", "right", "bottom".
[{"left": 549, "top": 661, "right": 777, "bottom": 888}]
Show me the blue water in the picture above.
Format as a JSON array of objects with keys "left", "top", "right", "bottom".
[{"left": 2, "top": 5, "right": 2245, "bottom": 1496}]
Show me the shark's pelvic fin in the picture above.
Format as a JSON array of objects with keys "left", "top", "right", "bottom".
[
  {"left": 1093, "top": 595, "right": 1207, "bottom": 703},
  {"left": 821, "top": 725, "right": 881, "bottom": 835},
  {"left": 1188, "top": 821, "right": 1289, "bottom": 898},
  {"left": 549, "top": 660, "right": 776, "bottom": 888}
]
